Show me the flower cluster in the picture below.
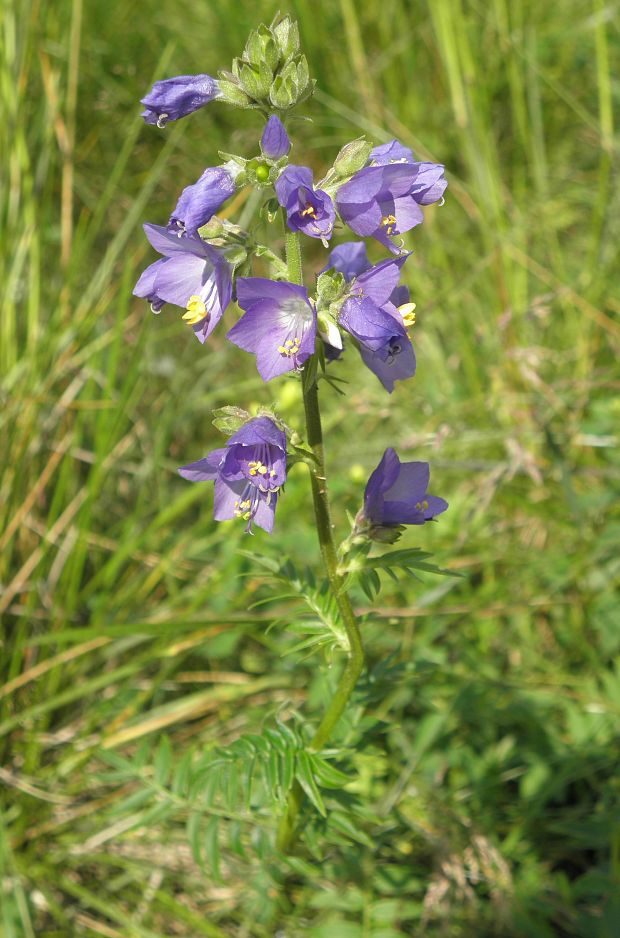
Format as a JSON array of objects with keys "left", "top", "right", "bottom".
[{"left": 134, "top": 14, "right": 448, "bottom": 535}]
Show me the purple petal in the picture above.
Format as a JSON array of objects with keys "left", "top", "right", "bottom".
[
  {"left": 143, "top": 223, "right": 206, "bottom": 259},
  {"left": 370, "top": 140, "right": 415, "bottom": 165},
  {"left": 236, "top": 277, "right": 309, "bottom": 311},
  {"left": 261, "top": 115, "right": 291, "bottom": 159},
  {"left": 133, "top": 258, "right": 168, "bottom": 300},
  {"left": 385, "top": 461, "right": 429, "bottom": 503},
  {"left": 424, "top": 495, "right": 449, "bottom": 519},
  {"left": 354, "top": 254, "right": 410, "bottom": 306},
  {"left": 228, "top": 416, "right": 286, "bottom": 451},
  {"left": 169, "top": 167, "right": 236, "bottom": 235},
  {"left": 152, "top": 253, "right": 208, "bottom": 307},
  {"left": 364, "top": 448, "right": 400, "bottom": 522},
  {"left": 178, "top": 448, "right": 226, "bottom": 481},
  {"left": 327, "top": 242, "right": 371, "bottom": 281},
  {"left": 359, "top": 337, "right": 416, "bottom": 393},
  {"left": 275, "top": 165, "right": 315, "bottom": 206}
]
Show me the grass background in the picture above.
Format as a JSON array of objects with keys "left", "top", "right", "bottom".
[{"left": 1, "top": 0, "right": 619, "bottom": 934}]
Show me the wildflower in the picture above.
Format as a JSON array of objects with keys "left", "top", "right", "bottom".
[
  {"left": 335, "top": 160, "right": 447, "bottom": 253},
  {"left": 132, "top": 224, "right": 232, "bottom": 343},
  {"left": 228, "top": 278, "right": 316, "bottom": 381},
  {"left": 168, "top": 167, "right": 237, "bottom": 236},
  {"left": 178, "top": 416, "right": 286, "bottom": 533},
  {"left": 362, "top": 447, "right": 448, "bottom": 531},
  {"left": 275, "top": 165, "right": 335, "bottom": 241},
  {"left": 260, "top": 115, "right": 291, "bottom": 159},
  {"left": 337, "top": 255, "right": 416, "bottom": 392},
  {"left": 141, "top": 74, "right": 220, "bottom": 127}
]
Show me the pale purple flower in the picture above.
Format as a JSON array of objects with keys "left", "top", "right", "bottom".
[
  {"left": 336, "top": 161, "right": 447, "bottom": 253},
  {"left": 261, "top": 115, "right": 291, "bottom": 159},
  {"left": 363, "top": 448, "right": 448, "bottom": 527},
  {"left": 275, "top": 165, "right": 335, "bottom": 241},
  {"left": 169, "top": 167, "right": 236, "bottom": 236},
  {"left": 369, "top": 139, "right": 414, "bottom": 165},
  {"left": 133, "top": 224, "right": 232, "bottom": 343},
  {"left": 338, "top": 255, "right": 416, "bottom": 392},
  {"left": 228, "top": 278, "right": 316, "bottom": 381},
  {"left": 141, "top": 74, "right": 220, "bottom": 127},
  {"left": 178, "top": 416, "right": 286, "bottom": 533}
]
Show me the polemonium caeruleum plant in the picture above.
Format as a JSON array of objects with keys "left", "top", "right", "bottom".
[{"left": 133, "top": 12, "right": 449, "bottom": 883}]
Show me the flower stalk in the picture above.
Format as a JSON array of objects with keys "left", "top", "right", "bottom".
[{"left": 276, "top": 225, "right": 365, "bottom": 853}]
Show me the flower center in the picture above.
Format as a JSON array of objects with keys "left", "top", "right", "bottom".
[
  {"left": 381, "top": 213, "right": 397, "bottom": 235},
  {"left": 300, "top": 204, "right": 316, "bottom": 217},
  {"left": 233, "top": 498, "right": 253, "bottom": 521},
  {"left": 247, "top": 460, "right": 276, "bottom": 479},
  {"left": 415, "top": 499, "right": 429, "bottom": 511},
  {"left": 398, "top": 302, "right": 417, "bottom": 328},
  {"left": 183, "top": 295, "right": 208, "bottom": 325},
  {"left": 277, "top": 337, "right": 301, "bottom": 357}
]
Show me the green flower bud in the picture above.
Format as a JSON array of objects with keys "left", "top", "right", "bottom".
[
  {"left": 244, "top": 25, "right": 280, "bottom": 72},
  {"left": 316, "top": 270, "right": 347, "bottom": 305},
  {"left": 238, "top": 61, "right": 273, "bottom": 101},
  {"left": 212, "top": 406, "right": 250, "bottom": 436},
  {"left": 333, "top": 137, "right": 373, "bottom": 178},
  {"left": 272, "top": 15, "right": 300, "bottom": 62},
  {"left": 217, "top": 73, "right": 255, "bottom": 109},
  {"left": 255, "top": 163, "right": 270, "bottom": 183}
]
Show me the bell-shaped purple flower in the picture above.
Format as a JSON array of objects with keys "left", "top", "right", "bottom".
[
  {"left": 338, "top": 255, "right": 416, "bottom": 392},
  {"left": 336, "top": 160, "right": 447, "bottom": 253},
  {"left": 178, "top": 416, "right": 287, "bottom": 534},
  {"left": 369, "top": 139, "right": 414, "bottom": 165},
  {"left": 227, "top": 278, "right": 317, "bottom": 381},
  {"left": 261, "top": 115, "right": 291, "bottom": 159},
  {"left": 363, "top": 448, "right": 448, "bottom": 528},
  {"left": 168, "top": 167, "right": 236, "bottom": 236},
  {"left": 141, "top": 74, "right": 220, "bottom": 127},
  {"left": 275, "top": 166, "right": 335, "bottom": 241},
  {"left": 133, "top": 224, "right": 232, "bottom": 344}
]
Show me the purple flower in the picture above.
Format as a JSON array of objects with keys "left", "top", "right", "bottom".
[
  {"left": 363, "top": 448, "right": 448, "bottom": 528},
  {"left": 141, "top": 74, "right": 220, "bottom": 127},
  {"left": 227, "top": 278, "right": 316, "bottom": 381},
  {"left": 133, "top": 224, "right": 232, "bottom": 343},
  {"left": 261, "top": 115, "right": 291, "bottom": 159},
  {"left": 169, "top": 167, "right": 236, "bottom": 236},
  {"left": 327, "top": 241, "right": 371, "bottom": 281},
  {"left": 336, "top": 161, "right": 447, "bottom": 253},
  {"left": 178, "top": 416, "right": 286, "bottom": 534},
  {"left": 275, "top": 166, "right": 336, "bottom": 241},
  {"left": 338, "top": 255, "right": 416, "bottom": 392},
  {"left": 369, "top": 139, "right": 414, "bottom": 165}
]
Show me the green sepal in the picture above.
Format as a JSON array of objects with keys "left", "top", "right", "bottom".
[
  {"left": 271, "top": 14, "right": 300, "bottom": 63},
  {"left": 216, "top": 72, "right": 256, "bottom": 109},
  {"left": 211, "top": 406, "right": 251, "bottom": 436},
  {"left": 332, "top": 136, "right": 373, "bottom": 178}
]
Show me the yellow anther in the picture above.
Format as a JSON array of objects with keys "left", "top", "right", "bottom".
[
  {"left": 257, "top": 465, "right": 267, "bottom": 475},
  {"left": 183, "top": 295, "right": 207, "bottom": 325},
  {"left": 398, "top": 301, "right": 417, "bottom": 328},
  {"left": 270, "top": 469, "right": 276, "bottom": 477},
  {"left": 277, "top": 337, "right": 301, "bottom": 357},
  {"left": 381, "top": 213, "right": 397, "bottom": 235},
  {"left": 415, "top": 499, "right": 429, "bottom": 511},
  {"left": 300, "top": 205, "right": 316, "bottom": 217}
]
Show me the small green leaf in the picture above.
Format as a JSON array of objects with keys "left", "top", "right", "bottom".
[{"left": 296, "top": 750, "right": 326, "bottom": 816}]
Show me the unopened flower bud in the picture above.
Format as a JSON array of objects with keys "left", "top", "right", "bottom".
[{"left": 333, "top": 138, "right": 373, "bottom": 178}]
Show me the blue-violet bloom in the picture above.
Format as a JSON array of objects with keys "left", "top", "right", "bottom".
[
  {"left": 363, "top": 448, "right": 448, "bottom": 528},
  {"left": 169, "top": 167, "right": 236, "bottom": 236},
  {"left": 228, "top": 278, "right": 316, "bottom": 381},
  {"left": 261, "top": 115, "right": 291, "bottom": 159},
  {"left": 275, "top": 165, "right": 336, "bottom": 241},
  {"left": 133, "top": 224, "right": 232, "bottom": 343},
  {"left": 336, "top": 161, "right": 447, "bottom": 253},
  {"left": 178, "top": 416, "right": 286, "bottom": 534},
  {"left": 141, "top": 74, "right": 220, "bottom": 127},
  {"left": 369, "top": 139, "right": 414, "bottom": 165},
  {"left": 338, "top": 255, "right": 416, "bottom": 392}
]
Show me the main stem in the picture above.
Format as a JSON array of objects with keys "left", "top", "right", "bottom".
[{"left": 276, "top": 224, "right": 365, "bottom": 853}]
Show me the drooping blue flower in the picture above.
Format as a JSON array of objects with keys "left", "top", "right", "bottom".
[
  {"left": 275, "top": 165, "right": 336, "bottom": 241},
  {"left": 369, "top": 139, "right": 414, "bottom": 165},
  {"left": 168, "top": 167, "right": 237, "bottom": 236},
  {"left": 133, "top": 224, "right": 232, "bottom": 343},
  {"left": 363, "top": 448, "right": 448, "bottom": 528},
  {"left": 337, "top": 255, "right": 416, "bottom": 392},
  {"left": 327, "top": 241, "right": 371, "bottom": 281},
  {"left": 336, "top": 161, "right": 447, "bottom": 253},
  {"left": 178, "top": 416, "right": 287, "bottom": 534},
  {"left": 141, "top": 74, "right": 221, "bottom": 127},
  {"left": 261, "top": 115, "right": 291, "bottom": 159},
  {"left": 228, "top": 278, "right": 317, "bottom": 381}
]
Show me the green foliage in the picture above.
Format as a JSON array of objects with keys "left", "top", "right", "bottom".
[{"left": 1, "top": 0, "right": 619, "bottom": 934}]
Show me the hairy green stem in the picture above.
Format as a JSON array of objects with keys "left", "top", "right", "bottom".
[{"left": 276, "top": 223, "right": 365, "bottom": 853}]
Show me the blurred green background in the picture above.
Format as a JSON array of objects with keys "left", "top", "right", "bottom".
[{"left": 1, "top": 0, "right": 619, "bottom": 934}]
